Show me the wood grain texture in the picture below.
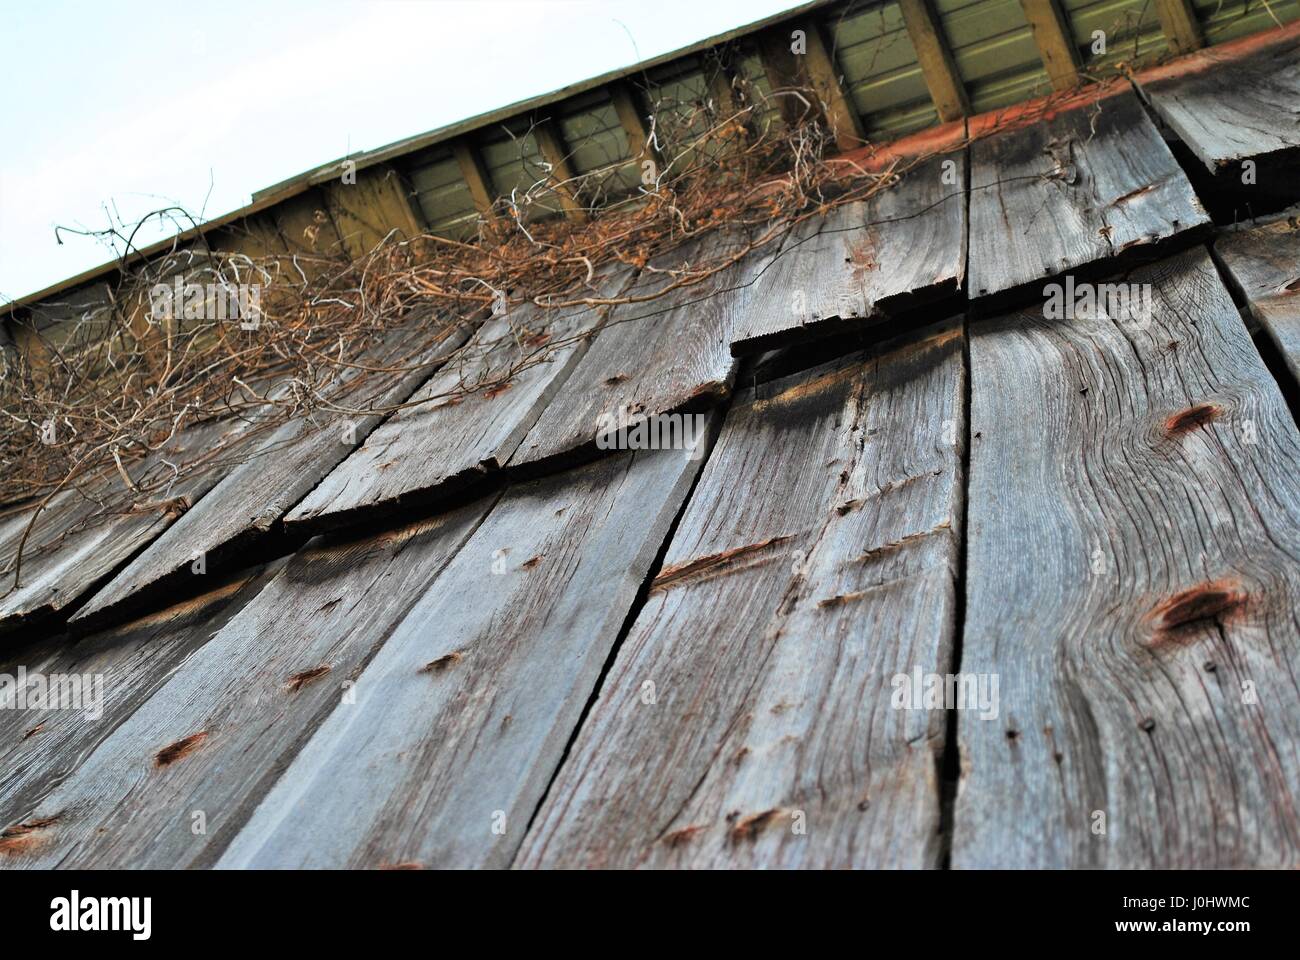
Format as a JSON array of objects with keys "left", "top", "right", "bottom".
[
  {"left": 954, "top": 248, "right": 1300, "bottom": 868},
  {"left": 798, "top": 19, "right": 866, "bottom": 150},
  {"left": 322, "top": 163, "right": 424, "bottom": 258},
  {"left": 897, "top": 0, "right": 970, "bottom": 121},
  {"left": 1140, "top": 31, "right": 1300, "bottom": 172},
  {"left": 219, "top": 439, "right": 713, "bottom": 869},
  {"left": 0, "top": 497, "right": 493, "bottom": 868},
  {"left": 968, "top": 90, "right": 1208, "bottom": 300},
  {"left": 510, "top": 229, "right": 774, "bottom": 471},
  {"left": 70, "top": 319, "right": 472, "bottom": 627},
  {"left": 1215, "top": 213, "right": 1300, "bottom": 384},
  {"left": 453, "top": 139, "right": 498, "bottom": 217},
  {"left": 517, "top": 320, "right": 966, "bottom": 868},
  {"left": 0, "top": 564, "right": 277, "bottom": 831},
  {"left": 285, "top": 268, "right": 634, "bottom": 532},
  {"left": 1019, "top": 0, "right": 1082, "bottom": 92},
  {"left": 1152, "top": 0, "right": 1203, "bottom": 57},
  {"left": 0, "top": 415, "right": 254, "bottom": 637},
  {"left": 731, "top": 153, "right": 967, "bottom": 356},
  {"left": 271, "top": 189, "right": 344, "bottom": 261}
]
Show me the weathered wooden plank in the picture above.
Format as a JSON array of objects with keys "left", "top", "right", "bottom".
[
  {"left": 518, "top": 320, "right": 966, "bottom": 868},
  {"left": 730, "top": 151, "right": 967, "bottom": 356},
  {"left": 799, "top": 19, "right": 866, "bottom": 150},
  {"left": 0, "top": 414, "right": 257, "bottom": 637},
  {"left": 510, "top": 228, "right": 777, "bottom": 472},
  {"left": 207, "top": 214, "right": 290, "bottom": 264},
  {"left": 69, "top": 318, "right": 473, "bottom": 629},
  {"left": 219, "top": 439, "right": 713, "bottom": 869},
  {"left": 967, "top": 89, "right": 1209, "bottom": 301},
  {"left": 0, "top": 496, "right": 494, "bottom": 868},
  {"left": 0, "top": 563, "right": 278, "bottom": 830},
  {"left": 322, "top": 163, "right": 424, "bottom": 258},
  {"left": 1214, "top": 212, "right": 1300, "bottom": 384},
  {"left": 1019, "top": 0, "right": 1083, "bottom": 92},
  {"left": 954, "top": 248, "right": 1300, "bottom": 868},
  {"left": 271, "top": 189, "right": 344, "bottom": 263},
  {"left": 897, "top": 0, "right": 970, "bottom": 122},
  {"left": 285, "top": 268, "right": 634, "bottom": 533},
  {"left": 1153, "top": 0, "right": 1204, "bottom": 56},
  {"left": 759, "top": 26, "right": 813, "bottom": 131},
  {"left": 1139, "top": 28, "right": 1300, "bottom": 172}
]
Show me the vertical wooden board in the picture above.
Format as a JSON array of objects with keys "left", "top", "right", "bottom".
[
  {"left": 0, "top": 414, "right": 254, "bottom": 636},
  {"left": 802, "top": 18, "right": 867, "bottom": 150},
  {"left": 0, "top": 564, "right": 277, "bottom": 829},
  {"left": 272, "top": 189, "right": 344, "bottom": 262},
  {"left": 518, "top": 320, "right": 966, "bottom": 869},
  {"left": 509, "top": 229, "right": 777, "bottom": 471},
  {"left": 954, "top": 249, "right": 1300, "bottom": 868},
  {"left": 452, "top": 140, "right": 497, "bottom": 216},
  {"left": 1019, "top": 0, "right": 1083, "bottom": 91},
  {"left": 1138, "top": 28, "right": 1300, "bottom": 172},
  {"left": 898, "top": 0, "right": 971, "bottom": 121},
  {"left": 69, "top": 318, "right": 473, "bottom": 629},
  {"left": 0, "top": 497, "right": 493, "bottom": 869},
  {"left": 731, "top": 151, "right": 967, "bottom": 356},
  {"left": 219, "top": 438, "right": 713, "bottom": 869},
  {"left": 207, "top": 214, "right": 289, "bottom": 262},
  {"left": 285, "top": 268, "right": 635, "bottom": 532},
  {"left": 968, "top": 90, "right": 1208, "bottom": 300},
  {"left": 322, "top": 164, "right": 423, "bottom": 258},
  {"left": 1214, "top": 213, "right": 1300, "bottom": 384},
  {"left": 1152, "top": 0, "right": 1203, "bottom": 55}
]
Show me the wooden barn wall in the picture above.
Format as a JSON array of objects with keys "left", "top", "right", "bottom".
[{"left": 7, "top": 0, "right": 1300, "bottom": 353}]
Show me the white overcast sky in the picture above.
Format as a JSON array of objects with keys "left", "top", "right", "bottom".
[{"left": 1, "top": 0, "right": 807, "bottom": 305}]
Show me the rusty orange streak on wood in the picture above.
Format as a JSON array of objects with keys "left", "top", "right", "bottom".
[
  {"left": 1150, "top": 579, "right": 1246, "bottom": 633},
  {"left": 285, "top": 665, "right": 332, "bottom": 692},
  {"left": 1164, "top": 403, "right": 1221, "bottom": 434},
  {"left": 155, "top": 731, "right": 209, "bottom": 767},
  {"left": 650, "top": 535, "right": 795, "bottom": 593},
  {"left": 0, "top": 816, "right": 60, "bottom": 855}
]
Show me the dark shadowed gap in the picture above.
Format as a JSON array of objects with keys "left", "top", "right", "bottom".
[
  {"left": 1205, "top": 243, "right": 1300, "bottom": 434},
  {"left": 937, "top": 153, "right": 975, "bottom": 869},
  {"left": 517, "top": 393, "right": 734, "bottom": 849},
  {"left": 1250, "top": 323, "right": 1300, "bottom": 432}
]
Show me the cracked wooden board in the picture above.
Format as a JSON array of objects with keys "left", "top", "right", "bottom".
[
  {"left": 0, "top": 414, "right": 257, "bottom": 638},
  {"left": 508, "top": 229, "right": 776, "bottom": 473},
  {"left": 730, "top": 152, "right": 968, "bottom": 356},
  {"left": 0, "top": 496, "right": 492, "bottom": 868},
  {"left": 68, "top": 317, "right": 472, "bottom": 630},
  {"left": 967, "top": 90, "right": 1209, "bottom": 302},
  {"left": 1138, "top": 27, "right": 1300, "bottom": 173},
  {"left": 1214, "top": 212, "right": 1300, "bottom": 385},
  {"left": 219, "top": 437, "right": 713, "bottom": 869},
  {"left": 953, "top": 249, "right": 1300, "bottom": 868},
  {"left": 0, "top": 563, "right": 279, "bottom": 831},
  {"left": 517, "top": 320, "right": 966, "bottom": 868},
  {"left": 284, "top": 267, "right": 635, "bottom": 533}
]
